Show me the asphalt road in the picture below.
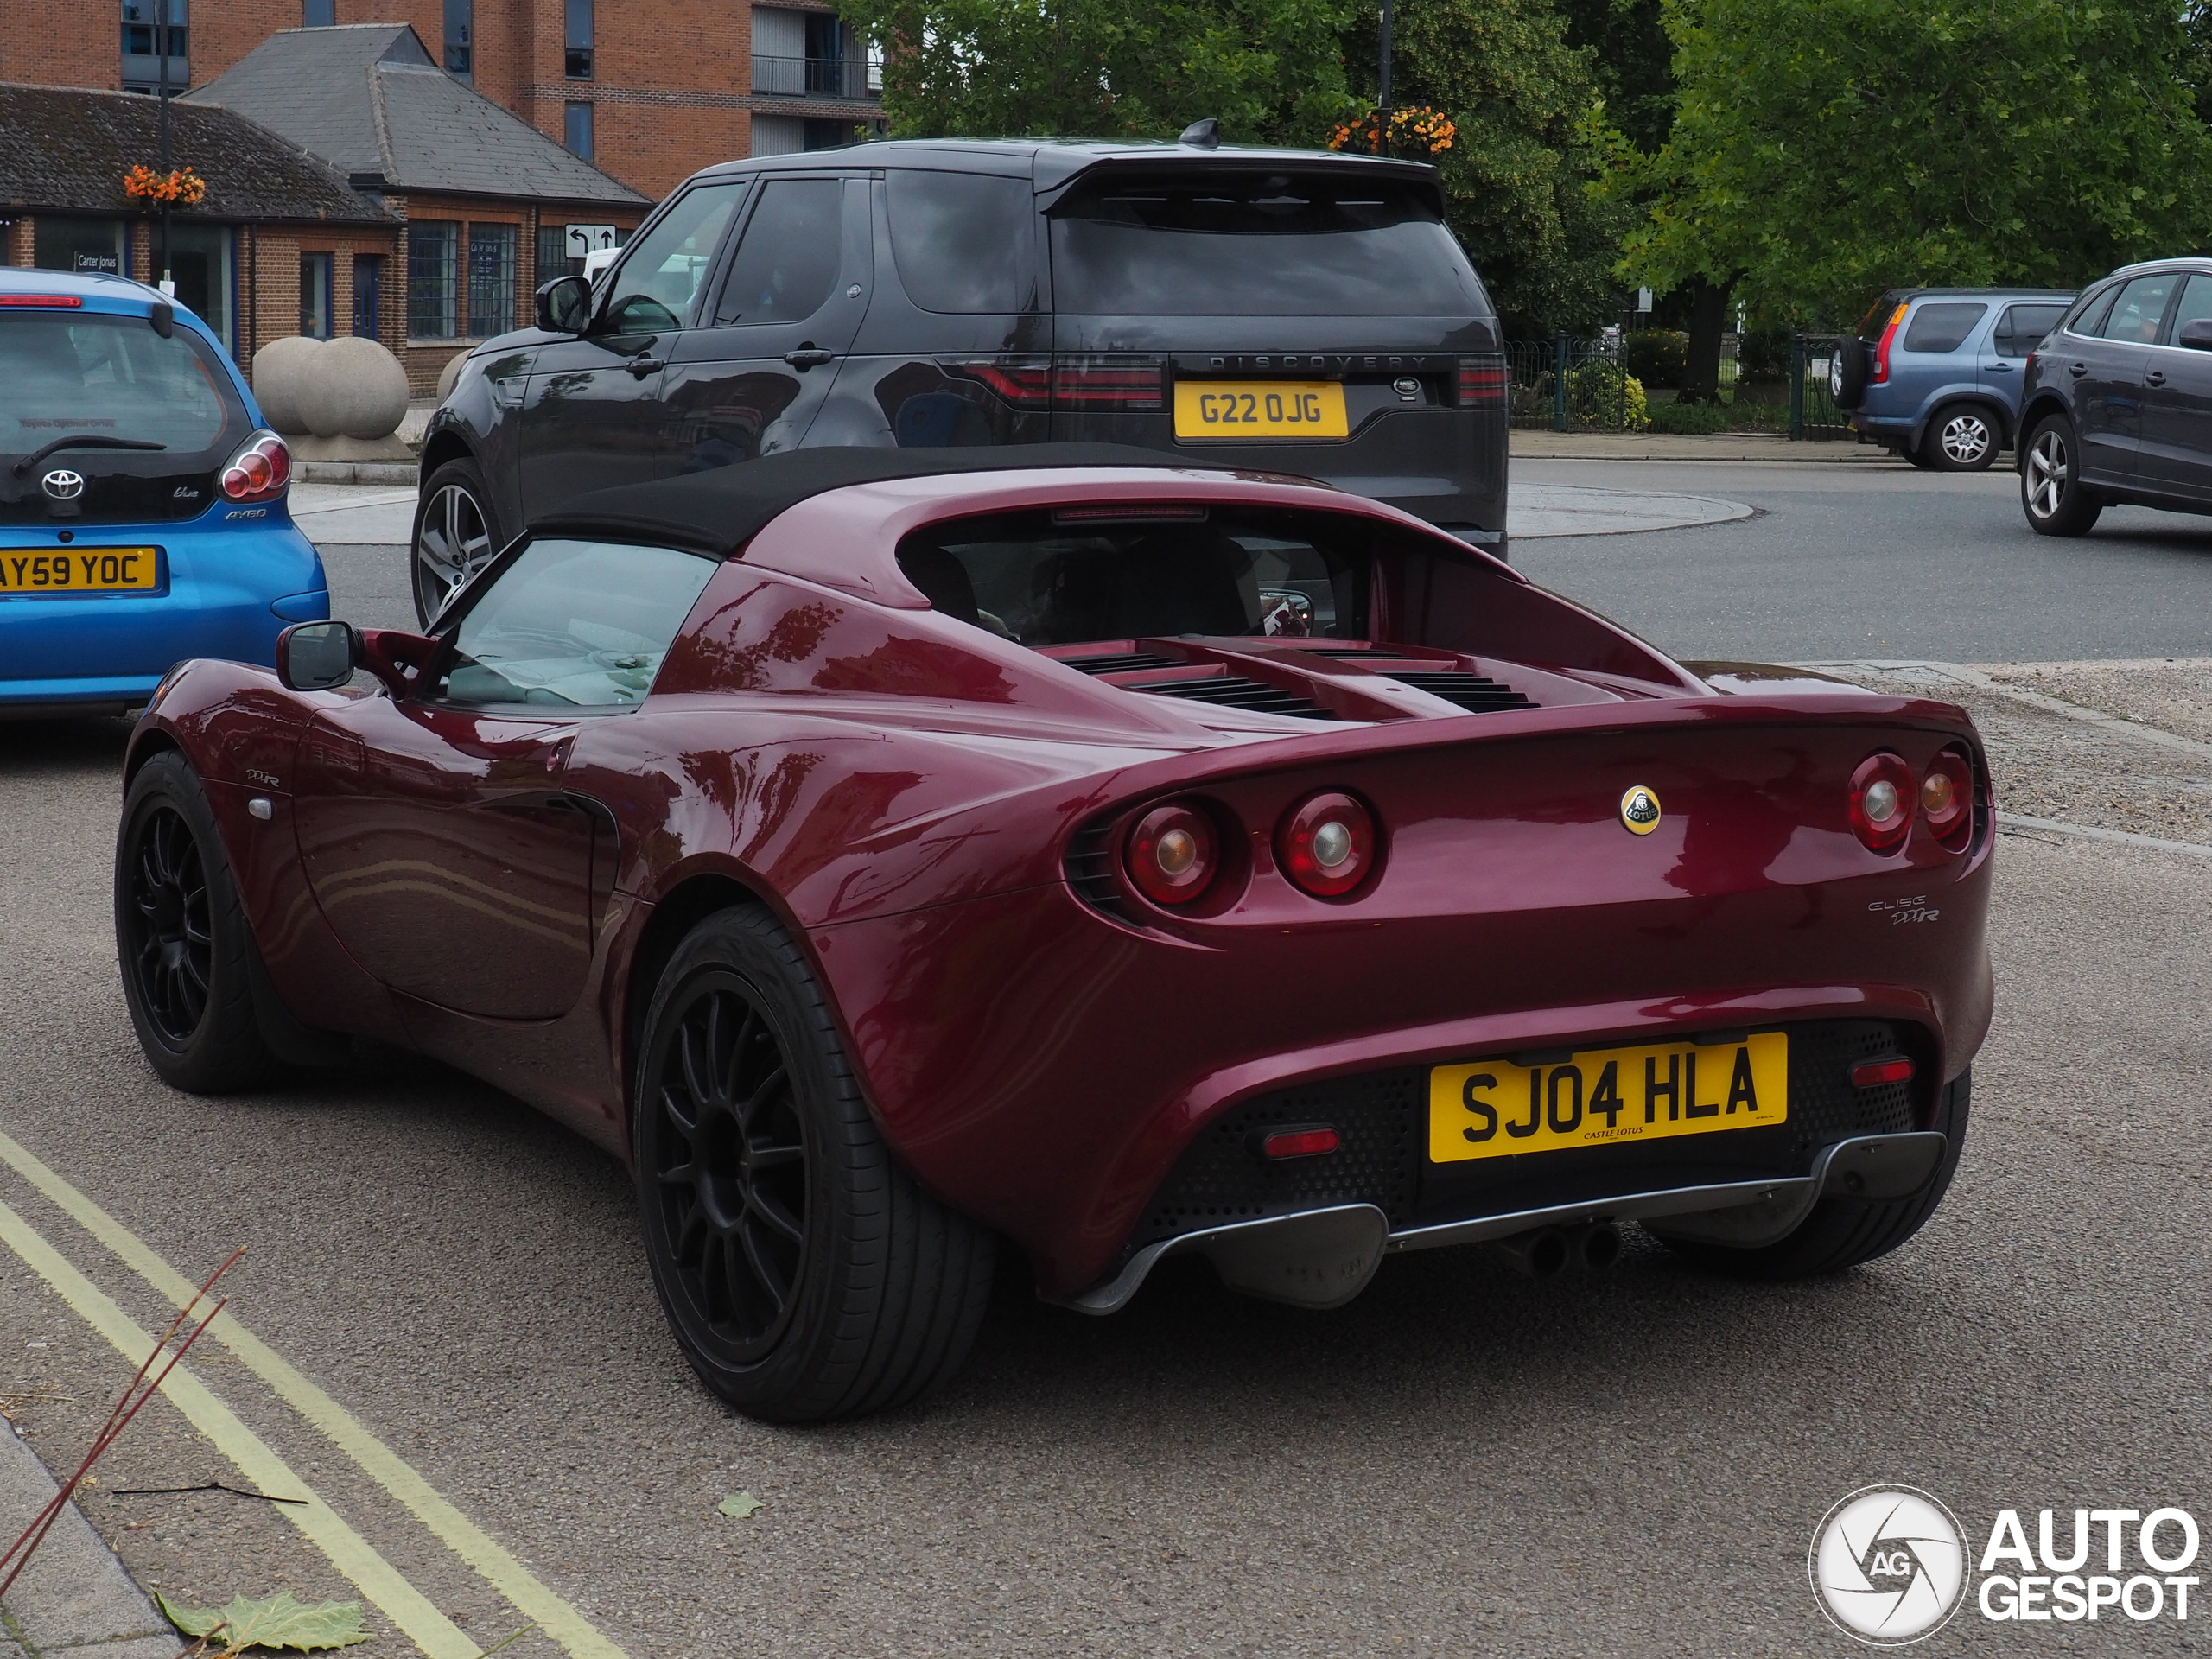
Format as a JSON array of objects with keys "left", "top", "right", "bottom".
[{"left": 3, "top": 463, "right": 2210, "bottom": 1658}]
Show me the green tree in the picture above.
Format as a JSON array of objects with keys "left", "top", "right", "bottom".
[
  {"left": 1624, "top": 0, "right": 2212, "bottom": 328},
  {"left": 836, "top": 0, "right": 1357, "bottom": 142}
]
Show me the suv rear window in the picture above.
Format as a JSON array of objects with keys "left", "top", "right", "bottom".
[
  {"left": 898, "top": 506, "right": 1370, "bottom": 645},
  {"left": 4, "top": 311, "right": 244, "bottom": 460},
  {"left": 1048, "top": 171, "right": 1484, "bottom": 318},
  {"left": 1900, "top": 302, "right": 1987, "bottom": 353},
  {"left": 887, "top": 171, "right": 1039, "bottom": 314}
]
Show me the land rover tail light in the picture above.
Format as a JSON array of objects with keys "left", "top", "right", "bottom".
[
  {"left": 1872, "top": 302, "right": 1908, "bottom": 385},
  {"left": 1054, "top": 355, "right": 1166, "bottom": 410},
  {"left": 1457, "top": 357, "right": 1507, "bottom": 409},
  {"left": 939, "top": 356, "right": 1052, "bottom": 410},
  {"left": 1920, "top": 747, "right": 1974, "bottom": 851},
  {"left": 1848, "top": 752, "right": 1915, "bottom": 853},
  {"left": 220, "top": 430, "right": 291, "bottom": 503}
]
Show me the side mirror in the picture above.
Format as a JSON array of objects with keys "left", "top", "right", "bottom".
[
  {"left": 535, "top": 274, "right": 594, "bottom": 335},
  {"left": 275, "top": 620, "right": 358, "bottom": 691},
  {"left": 2178, "top": 319, "right": 2212, "bottom": 353}
]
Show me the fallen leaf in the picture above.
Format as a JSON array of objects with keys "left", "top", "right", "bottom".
[
  {"left": 717, "top": 1491, "right": 763, "bottom": 1519},
  {"left": 156, "top": 1589, "right": 370, "bottom": 1653}
]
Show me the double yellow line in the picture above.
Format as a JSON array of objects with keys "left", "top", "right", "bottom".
[{"left": 0, "top": 1130, "right": 628, "bottom": 1659}]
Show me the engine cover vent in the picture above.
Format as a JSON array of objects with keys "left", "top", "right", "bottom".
[
  {"left": 1060, "top": 652, "right": 1186, "bottom": 675},
  {"left": 1384, "top": 671, "right": 1537, "bottom": 712},
  {"left": 1136, "top": 675, "right": 1338, "bottom": 720}
]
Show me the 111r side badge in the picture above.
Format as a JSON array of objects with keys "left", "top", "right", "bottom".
[{"left": 1619, "top": 785, "right": 1662, "bottom": 835}]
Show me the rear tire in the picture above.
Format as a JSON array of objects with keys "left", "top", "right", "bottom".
[
  {"left": 1656, "top": 1070, "right": 1971, "bottom": 1280},
  {"left": 2021, "top": 413, "right": 2104, "bottom": 536},
  {"left": 1830, "top": 340, "right": 1869, "bottom": 411},
  {"left": 113, "top": 753, "right": 280, "bottom": 1094},
  {"left": 1925, "top": 404, "right": 1999, "bottom": 471},
  {"left": 411, "top": 457, "right": 505, "bottom": 626},
  {"left": 632, "top": 906, "right": 996, "bottom": 1421}
]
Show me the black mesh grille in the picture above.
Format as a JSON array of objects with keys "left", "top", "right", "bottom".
[
  {"left": 1130, "top": 1020, "right": 1930, "bottom": 1250},
  {"left": 1061, "top": 652, "right": 1186, "bottom": 674},
  {"left": 1383, "top": 671, "right": 1536, "bottom": 712},
  {"left": 1137, "top": 675, "right": 1338, "bottom": 719},
  {"left": 1062, "top": 821, "right": 1133, "bottom": 922}
]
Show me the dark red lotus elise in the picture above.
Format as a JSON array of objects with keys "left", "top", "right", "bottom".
[{"left": 115, "top": 447, "right": 1993, "bottom": 1421}]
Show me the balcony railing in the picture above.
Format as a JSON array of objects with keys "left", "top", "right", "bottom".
[{"left": 751, "top": 54, "right": 879, "bottom": 99}]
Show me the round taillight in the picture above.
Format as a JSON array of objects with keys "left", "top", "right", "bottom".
[
  {"left": 1848, "top": 753, "right": 1915, "bottom": 852},
  {"left": 1277, "top": 791, "right": 1376, "bottom": 898},
  {"left": 1124, "top": 801, "right": 1218, "bottom": 906},
  {"left": 220, "top": 431, "right": 292, "bottom": 503},
  {"left": 1922, "top": 748, "right": 1974, "bottom": 850}
]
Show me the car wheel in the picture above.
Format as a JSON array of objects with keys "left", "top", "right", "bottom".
[
  {"left": 632, "top": 906, "right": 996, "bottom": 1421},
  {"left": 1927, "top": 404, "right": 1998, "bottom": 471},
  {"left": 2020, "top": 414, "right": 2104, "bottom": 536},
  {"left": 411, "top": 458, "right": 505, "bottom": 626},
  {"left": 113, "top": 753, "right": 279, "bottom": 1094},
  {"left": 1830, "top": 340, "right": 1868, "bottom": 410},
  {"left": 1655, "top": 1070, "right": 1971, "bottom": 1280}
]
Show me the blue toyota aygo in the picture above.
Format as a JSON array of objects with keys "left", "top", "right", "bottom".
[{"left": 2, "top": 269, "right": 327, "bottom": 717}]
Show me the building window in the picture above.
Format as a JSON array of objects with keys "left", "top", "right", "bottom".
[
  {"left": 409, "top": 220, "right": 459, "bottom": 339},
  {"left": 34, "top": 219, "right": 128, "bottom": 276},
  {"left": 804, "top": 14, "right": 845, "bottom": 95},
  {"left": 565, "top": 0, "right": 594, "bottom": 78},
  {"left": 353, "top": 254, "right": 385, "bottom": 339},
  {"left": 303, "top": 0, "right": 334, "bottom": 23},
  {"left": 172, "top": 224, "right": 235, "bottom": 353},
  {"left": 803, "top": 118, "right": 862, "bottom": 150},
  {"left": 120, "top": 0, "right": 188, "bottom": 92},
  {"left": 564, "top": 101, "right": 594, "bottom": 161},
  {"left": 443, "top": 0, "right": 473, "bottom": 79},
  {"left": 537, "top": 224, "right": 575, "bottom": 282},
  {"left": 467, "top": 223, "right": 517, "bottom": 337},
  {"left": 300, "top": 252, "right": 334, "bottom": 338}
]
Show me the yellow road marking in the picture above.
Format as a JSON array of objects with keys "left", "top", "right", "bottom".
[
  {"left": 0, "top": 1131, "right": 629, "bottom": 1659},
  {"left": 0, "top": 1197, "right": 479, "bottom": 1659}
]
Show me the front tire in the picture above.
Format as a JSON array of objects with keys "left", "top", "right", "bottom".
[
  {"left": 410, "top": 457, "right": 505, "bottom": 626},
  {"left": 632, "top": 906, "right": 995, "bottom": 1421},
  {"left": 1656, "top": 1071, "right": 1971, "bottom": 1280},
  {"left": 113, "top": 753, "right": 279, "bottom": 1093},
  {"left": 1925, "top": 404, "right": 1998, "bottom": 471},
  {"left": 2021, "top": 413, "right": 2104, "bottom": 536}
]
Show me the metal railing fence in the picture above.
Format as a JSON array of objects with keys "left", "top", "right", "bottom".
[{"left": 1503, "top": 333, "right": 1853, "bottom": 438}]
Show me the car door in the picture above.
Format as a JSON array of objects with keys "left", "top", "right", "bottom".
[
  {"left": 654, "top": 174, "right": 872, "bottom": 468},
  {"left": 2136, "top": 270, "right": 2212, "bottom": 502},
  {"left": 290, "top": 535, "right": 719, "bottom": 1020},
  {"left": 518, "top": 178, "right": 749, "bottom": 521},
  {"left": 2062, "top": 270, "right": 2179, "bottom": 486}
]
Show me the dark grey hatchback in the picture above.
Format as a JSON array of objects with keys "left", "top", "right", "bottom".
[{"left": 412, "top": 137, "right": 1507, "bottom": 623}]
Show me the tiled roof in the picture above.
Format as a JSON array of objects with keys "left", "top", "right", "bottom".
[
  {"left": 188, "top": 26, "right": 648, "bottom": 206},
  {"left": 0, "top": 80, "right": 394, "bottom": 224}
]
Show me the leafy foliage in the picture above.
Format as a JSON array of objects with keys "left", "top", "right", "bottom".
[
  {"left": 1624, "top": 0, "right": 2212, "bottom": 324},
  {"left": 156, "top": 1590, "right": 369, "bottom": 1655},
  {"left": 835, "top": 0, "right": 1357, "bottom": 142},
  {"left": 1621, "top": 327, "right": 1687, "bottom": 385}
]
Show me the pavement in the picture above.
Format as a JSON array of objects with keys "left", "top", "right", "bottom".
[
  {"left": 0, "top": 1411, "right": 174, "bottom": 1658},
  {"left": 7, "top": 464, "right": 2212, "bottom": 1657},
  {"left": 1510, "top": 429, "right": 1891, "bottom": 462}
]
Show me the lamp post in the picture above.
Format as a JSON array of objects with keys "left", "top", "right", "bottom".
[
  {"left": 1376, "top": 0, "right": 1392, "bottom": 158},
  {"left": 156, "top": 0, "right": 173, "bottom": 295}
]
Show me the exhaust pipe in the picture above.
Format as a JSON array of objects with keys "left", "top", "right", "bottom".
[
  {"left": 1573, "top": 1220, "right": 1623, "bottom": 1273},
  {"left": 1489, "top": 1226, "right": 1572, "bottom": 1279}
]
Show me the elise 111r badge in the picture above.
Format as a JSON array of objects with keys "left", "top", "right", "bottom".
[{"left": 1619, "top": 785, "right": 1662, "bottom": 835}]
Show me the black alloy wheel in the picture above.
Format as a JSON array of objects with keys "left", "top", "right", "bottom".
[
  {"left": 2020, "top": 413, "right": 2104, "bottom": 537},
  {"left": 124, "top": 804, "right": 213, "bottom": 1046},
  {"left": 112, "top": 753, "right": 279, "bottom": 1092},
  {"left": 632, "top": 906, "right": 997, "bottom": 1421},
  {"left": 410, "top": 457, "right": 504, "bottom": 626},
  {"left": 640, "top": 974, "right": 811, "bottom": 1363}
]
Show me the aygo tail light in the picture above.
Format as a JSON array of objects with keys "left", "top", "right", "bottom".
[
  {"left": 1920, "top": 747, "right": 1975, "bottom": 851},
  {"left": 1848, "top": 752, "right": 1915, "bottom": 853},
  {"left": 1124, "top": 800, "right": 1218, "bottom": 906},
  {"left": 221, "top": 430, "right": 291, "bottom": 503}
]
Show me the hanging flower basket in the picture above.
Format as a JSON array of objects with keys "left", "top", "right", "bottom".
[
  {"left": 124, "top": 165, "right": 207, "bottom": 206},
  {"left": 1327, "top": 107, "right": 1457, "bottom": 157}
]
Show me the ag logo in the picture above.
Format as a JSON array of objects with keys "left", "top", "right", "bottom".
[
  {"left": 1810, "top": 1485, "right": 1967, "bottom": 1645},
  {"left": 1618, "top": 785, "right": 1662, "bottom": 835},
  {"left": 41, "top": 469, "right": 86, "bottom": 500}
]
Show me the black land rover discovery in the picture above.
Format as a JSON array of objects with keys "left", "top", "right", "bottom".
[{"left": 413, "top": 138, "right": 1508, "bottom": 622}]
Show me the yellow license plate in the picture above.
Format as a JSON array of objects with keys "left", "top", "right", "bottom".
[
  {"left": 0, "top": 547, "right": 160, "bottom": 594},
  {"left": 1174, "top": 380, "right": 1348, "bottom": 441},
  {"left": 1429, "top": 1033, "right": 1789, "bottom": 1162}
]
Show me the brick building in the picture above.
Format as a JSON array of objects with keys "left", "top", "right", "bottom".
[{"left": 0, "top": 0, "right": 887, "bottom": 200}]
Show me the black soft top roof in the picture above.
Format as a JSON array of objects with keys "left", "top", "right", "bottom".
[{"left": 529, "top": 444, "right": 1246, "bottom": 558}]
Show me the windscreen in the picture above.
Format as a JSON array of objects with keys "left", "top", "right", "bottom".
[
  {"left": 897, "top": 507, "right": 1370, "bottom": 645},
  {"left": 3, "top": 311, "right": 243, "bottom": 460},
  {"left": 1049, "top": 171, "right": 1484, "bottom": 318}
]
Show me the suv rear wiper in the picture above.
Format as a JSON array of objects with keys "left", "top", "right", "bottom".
[{"left": 12, "top": 435, "right": 167, "bottom": 478}]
